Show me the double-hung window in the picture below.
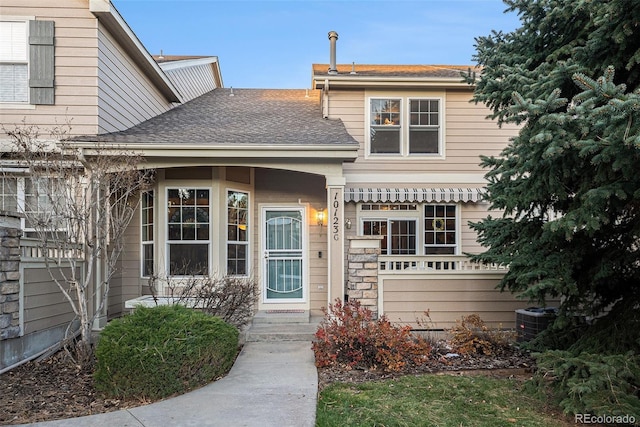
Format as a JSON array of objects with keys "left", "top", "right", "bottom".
[
  {"left": 368, "top": 96, "right": 443, "bottom": 157},
  {"left": 0, "top": 21, "right": 28, "bottom": 103},
  {"left": 226, "top": 190, "right": 249, "bottom": 276},
  {"left": 0, "top": 19, "right": 54, "bottom": 105},
  {"left": 167, "top": 188, "right": 210, "bottom": 276}
]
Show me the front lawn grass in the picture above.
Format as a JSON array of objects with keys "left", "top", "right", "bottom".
[{"left": 317, "top": 373, "right": 565, "bottom": 427}]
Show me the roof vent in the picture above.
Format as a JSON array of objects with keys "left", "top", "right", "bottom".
[
  {"left": 350, "top": 61, "right": 357, "bottom": 75},
  {"left": 328, "top": 31, "right": 338, "bottom": 75},
  {"left": 158, "top": 49, "right": 164, "bottom": 60},
  {"left": 229, "top": 87, "right": 234, "bottom": 97}
]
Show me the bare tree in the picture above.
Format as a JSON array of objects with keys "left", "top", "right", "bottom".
[{"left": 2, "top": 123, "right": 154, "bottom": 363}]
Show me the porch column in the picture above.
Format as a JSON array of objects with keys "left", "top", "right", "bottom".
[
  {"left": 346, "top": 236, "right": 382, "bottom": 317},
  {"left": 326, "top": 176, "right": 345, "bottom": 306}
]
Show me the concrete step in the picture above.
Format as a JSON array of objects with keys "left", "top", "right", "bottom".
[
  {"left": 251, "top": 310, "right": 311, "bottom": 324},
  {"left": 244, "top": 322, "right": 319, "bottom": 342}
]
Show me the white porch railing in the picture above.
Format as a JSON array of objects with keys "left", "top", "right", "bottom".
[
  {"left": 20, "top": 238, "right": 84, "bottom": 260},
  {"left": 378, "top": 255, "right": 507, "bottom": 273}
]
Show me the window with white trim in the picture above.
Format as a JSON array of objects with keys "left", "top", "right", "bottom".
[
  {"left": 0, "top": 174, "right": 65, "bottom": 236},
  {"left": 0, "top": 21, "right": 28, "bottom": 103},
  {"left": 368, "top": 97, "right": 442, "bottom": 157},
  {"left": 0, "top": 19, "right": 55, "bottom": 105},
  {"left": 141, "top": 191, "right": 154, "bottom": 278},
  {"left": 358, "top": 202, "right": 458, "bottom": 255},
  {"left": 226, "top": 190, "right": 249, "bottom": 276},
  {"left": 167, "top": 188, "right": 210, "bottom": 275},
  {"left": 424, "top": 204, "right": 456, "bottom": 254}
]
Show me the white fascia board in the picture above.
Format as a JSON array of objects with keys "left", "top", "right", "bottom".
[
  {"left": 313, "top": 75, "right": 473, "bottom": 90},
  {"left": 89, "top": 0, "right": 182, "bottom": 103},
  {"left": 159, "top": 57, "right": 219, "bottom": 71}
]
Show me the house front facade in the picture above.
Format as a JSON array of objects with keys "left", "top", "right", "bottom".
[{"left": 2, "top": 2, "right": 526, "bottom": 370}]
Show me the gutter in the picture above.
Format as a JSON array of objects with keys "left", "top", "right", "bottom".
[{"left": 89, "top": 0, "right": 182, "bottom": 103}]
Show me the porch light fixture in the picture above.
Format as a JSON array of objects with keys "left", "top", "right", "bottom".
[
  {"left": 316, "top": 210, "right": 325, "bottom": 226},
  {"left": 345, "top": 218, "right": 352, "bottom": 229}
]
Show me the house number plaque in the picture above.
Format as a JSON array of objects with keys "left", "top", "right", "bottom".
[{"left": 331, "top": 189, "right": 340, "bottom": 241}]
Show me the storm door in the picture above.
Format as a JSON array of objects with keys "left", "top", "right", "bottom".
[{"left": 263, "top": 208, "right": 305, "bottom": 301}]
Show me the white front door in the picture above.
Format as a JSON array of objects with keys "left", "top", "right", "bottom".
[{"left": 262, "top": 208, "right": 305, "bottom": 303}]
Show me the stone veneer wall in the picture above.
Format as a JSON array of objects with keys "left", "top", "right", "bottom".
[
  {"left": 346, "top": 236, "right": 382, "bottom": 317},
  {"left": 0, "top": 213, "right": 21, "bottom": 340}
]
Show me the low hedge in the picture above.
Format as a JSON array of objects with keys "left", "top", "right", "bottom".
[{"left": 94, "top": 305, "right": 239, "bottom": 400}]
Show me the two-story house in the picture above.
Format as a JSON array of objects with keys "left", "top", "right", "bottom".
[
  {"left": 2, "top": 2, "right": 525, "bottom": 371},
  {"left": 0, "top": 0, "right": 221, "bottom": 370}
]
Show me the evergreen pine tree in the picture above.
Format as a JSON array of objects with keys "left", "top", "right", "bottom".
[{"left": 470, "top": 0, "right": 640, "bottom": 351}]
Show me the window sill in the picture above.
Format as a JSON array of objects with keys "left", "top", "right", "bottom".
[{"left": 0, "top": 103, "right": 36, "bottom": 110}]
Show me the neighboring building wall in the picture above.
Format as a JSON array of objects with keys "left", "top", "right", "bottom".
[
  {"left": 96, "top": 24, "right": 173, "bottom": 134},
  {"left": 0, "top": 0, "right": 100, "bottom": 136},
  {"left": 108, "top": 210, "right": 144, "bottom": 319},
  {"left": 22, "top": 265, "right": 76, "bottom": 335},
  {"left": 163, "top": 63, "right": 219, "bottom": 102}
]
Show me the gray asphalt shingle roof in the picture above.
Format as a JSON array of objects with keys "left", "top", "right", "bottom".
[{"left": 78, "top": 89, "right": 358, "bottom": 146}]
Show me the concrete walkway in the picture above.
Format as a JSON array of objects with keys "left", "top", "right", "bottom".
[{"left": 17, "top": 341, "right": 318, "bottom": 427}]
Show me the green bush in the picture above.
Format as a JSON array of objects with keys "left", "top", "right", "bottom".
[
  {"left": 313, "top": 299, "right": 431, "bottom": 372},
  {"left": 533, "top": 350, "right": 640, "bottom": 418},
  {"left": 94, "top": 305, "right": 238, "bottom": 400}
]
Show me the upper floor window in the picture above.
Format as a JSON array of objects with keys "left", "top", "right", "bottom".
[
  {"left": 368, "top": 96, "right": 443, "bottom": 157},
  {"left": 0, "top": 21, "right": 28, "bottom": 103},
  {"left": 0, "top": 19, "right": 54, "bottom": 105}
]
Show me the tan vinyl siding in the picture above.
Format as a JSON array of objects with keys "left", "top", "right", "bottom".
[
  {"left": 22, "top": 266, "right": 76, "bottom": 334},
  {"left": 97, "top": 24, "right": 172, "bottom": 134},
  {"left": 381, "top": 275, "right": 525, "bottom": 329},
  {"left": 254, "top": 168, "right": 328, "bottom": 315},
  {"left": 326, "top": 88, "right": 519, "bottom": 181},
  {"left": 163, "top": 63, "right": 218, "bottom": 102},
  {"left": 0, "top": 0, "right": 99, "bottom": 136},
  {"left": 108, "top": 211, "right": 144, "bottom": 318},
  {"left": 461, "top": 201, "right": 494, "bottom": 254}
]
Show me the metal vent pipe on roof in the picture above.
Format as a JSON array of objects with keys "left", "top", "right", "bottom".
[{"left": 328, "top": 31, "right": 338, "bottom": 75}]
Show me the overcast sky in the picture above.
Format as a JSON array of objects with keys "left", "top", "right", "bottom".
[{"left": 113, "top": 0, "right": 521, "bottom": 89}]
